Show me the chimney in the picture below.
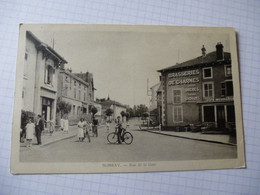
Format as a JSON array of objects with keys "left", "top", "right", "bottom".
[
  {"left": 216, "top": 42, "right": 224, "bottom": 61},
  {"left": 201, "top": 45, "right": 206, "bottom": 57}
]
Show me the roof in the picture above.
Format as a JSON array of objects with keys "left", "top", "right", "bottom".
[
  {"left": 26, "top": 31, "right": 68, "bottom": 64},
  {"left": 60, "top": 70, "right": 89, "bottom": 87},
  {"left": 158, "top": 51, "right": 231, "bottom": 73},
  {"left": 100, "top": 100, "right": 126, "bottom": 109}
]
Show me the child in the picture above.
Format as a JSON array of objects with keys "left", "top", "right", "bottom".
[
  {"left": 106, "top": 121, "right": 110, "bottom": 133},
  {"left": 25, "top": 118, "right": 35, "bottom": 148}
]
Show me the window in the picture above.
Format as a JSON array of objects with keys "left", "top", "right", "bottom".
[
  {"left": 225, "top": 65, "right": 232, "bottom": 76},
  {"left": 25, "top": 53, "right": 28, "bottom": 60},
  {"left": 203, "top": 67, "right": 213, "bottom": 79},
  {"left": 221, "top": 81, "right": 233, "bottom": 97},
  {"left": 74, "top": 88, "right": 76, "bottom": 99},
  {"left": 74, "top": 81, "right": 77, "bottom": 86},
  {"left": 173, "top": 89, "right": 181, "bottom": 103},
  {"left": 203, "top": 106, "right": 215, "bottom": 122},
  {"left": 45, "top": 65, "right": 54, "bottom": 85},
  {"left": 203, "top": 82, "right": 214, "bottom": 98},
  {"left": 173, "top": 106, "right": 183, "bottom": 122},
  {"left": 64, "top": 84, "right": 68, "bottom": 96},
  {"left": 65, "top": 76, "right": 69, "bottom": 82},
  {"left": 24, "top": 53, "right": 29, "bottom": 77},
  {"left": 73, "top": 105, "right": 75, "bottom": 115},
  {"left": 78, "top": 90, "right": 81, "bottom": 100},
  {"left": 84, "top": 93, "right": 86, "bottom": 101}
]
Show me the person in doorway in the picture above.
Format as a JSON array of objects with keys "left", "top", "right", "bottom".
[
  {"left": 77, "top": 118, "right": 85, "bottom": 142},
  {"left": 92, "top": 117, "right": 99, "bottom": 137},
  {"left": 25, "top": 118, "right": 35, "bottom": 148},
  {"left": 35, "top": 115, "right": 44, "bottom": 145}
]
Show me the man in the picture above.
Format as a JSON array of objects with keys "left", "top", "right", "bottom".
[
  {"left": 116, "top": 116, "right": 123, "bottom": 144},
  {"left": 20, "top": 112, "right": 27, "bottom": 143},
  {"left": 92, "top": 117, "right": 99, "bottom": 137},
  {"left": 35, "top": 115, "right": 44, "bottom": 145}
]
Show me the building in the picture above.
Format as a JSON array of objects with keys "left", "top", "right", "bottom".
[
  {"left": 149, "top": 83, "right": 160, "bottom": 111},
  {"left": 57, "top": 70, "right": 95, "bottom": 124},
  {"left": 22, "top": 31, "right": 67, "bottom": 123},
  {"left": 158, "top": 43, "right": 235, "bottom": 130},
  {"left": 98, "top": 97, "right": 127, "bottom": 121}
]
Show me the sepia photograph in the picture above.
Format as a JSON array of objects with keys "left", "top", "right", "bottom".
[{"left": 11, "top": 25, "right": 245, "bottom": 174}]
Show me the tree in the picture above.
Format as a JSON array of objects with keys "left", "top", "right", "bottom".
[
  {"left": 105, "top": 108, "right": 113, "bottom": 121},
  {"left": 125, "top": 112, "right": 130, "bottom": 121},
  {"left": 91, "top": 106, "right": 98, "bottom": 117},
  {"left": 56, "top": 99, "right": 72, "bottom": 118},
  {"left": 120, "top": 111, "right": 126, "bottom": 122}
]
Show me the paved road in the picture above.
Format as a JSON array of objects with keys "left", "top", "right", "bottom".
[{"left": 20, "top": 120, "right": 237, "bottom": 162}]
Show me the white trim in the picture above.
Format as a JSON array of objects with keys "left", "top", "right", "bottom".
[
  {"left": 202, "top": 82, "right": 214, "bottom": 99},
  {"left": 224, "top": 65, "right": 232, "bottom": 77},
  {"left": 172, "top": 88, "right": 182, "bottom": 104},
  {"left": 172, "top": 105, "right": 183, "bottom": 123},
  {"left": 202, "top": 67, "right": 213, "bottom": 79}
]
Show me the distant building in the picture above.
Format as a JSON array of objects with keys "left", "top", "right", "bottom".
[
  {"left": 23, "top": 31, "right": 67, "bottom": 123},
  {"left": 158, "top": 43, "right": 235, "bottom": 130},
  {"left": 149, "top": 83, "right": 160, "bottom": 111},
  {"left": 57, "top": 70, "right": 94, "bottom": 124},
  {"left": 98, "top": 97, "right": 127, "bottom": 121}
]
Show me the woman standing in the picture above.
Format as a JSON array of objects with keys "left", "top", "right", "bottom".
[
  {"left": 77, "top": 118, "right": 85, "bottom": 142},
  {"left": 63, "top": 115, "right": 69, "bottom": 133},
  {"left": 25, "top": 118, "right": 35, "bottom": 148}
]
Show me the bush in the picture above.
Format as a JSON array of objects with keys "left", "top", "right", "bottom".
[{"left": 21, "top": 110, "right": 36, "bottom": 128}]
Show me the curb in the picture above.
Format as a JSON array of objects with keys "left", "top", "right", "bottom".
[
  {"left": 143, "top": 129, "right": 237, "bottom": 146},
  {"left": 39, "top": 133, "right": 77, "bottom": 147}
]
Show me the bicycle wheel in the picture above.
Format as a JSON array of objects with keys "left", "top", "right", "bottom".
[
  {"left": 122, "top": 132, "right": 133, "bottom": 145},
  {"left": 107, "top": 132, "right": 118, "bottom": 144}
]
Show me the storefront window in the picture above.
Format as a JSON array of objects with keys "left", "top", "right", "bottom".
[
  {"left": 173, "top": 89, "right": 181, "bottom": 103},
  {"left": 203, "top": 83, "right": 214, "bottom": 98},
  {"left": 203, "top": 106, "right": 215, "bottom": 122},
  {"left": 173, "top": 106, "right": 183, "bottom": 122},
  {"left": 227, "top": 105, "right": 235, "bottom": 122}
]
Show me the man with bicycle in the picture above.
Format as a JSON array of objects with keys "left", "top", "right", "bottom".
[{"left": 116, "top": 116, "right": 123, "bottom": 144}]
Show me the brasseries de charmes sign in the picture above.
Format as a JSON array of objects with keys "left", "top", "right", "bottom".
[{"left": 168, "top": 69, "right": 200, "bottom": 86}]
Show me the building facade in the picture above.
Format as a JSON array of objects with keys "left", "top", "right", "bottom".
[
  {"left": 98, "top": 98, "right": 127, "bottom": 121},
  {"left": 57, "top": 70, "right": 95, "bottom": 124},
  {"left": 22, "top": 31, "right": 67, "bottom": 123},
  {"left": 158, "top": 43, "right": 235, "bottom": 130}
]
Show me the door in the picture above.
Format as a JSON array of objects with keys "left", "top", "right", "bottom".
[{"left": 217, "top": 106, "right": 225, "bottom": 129}]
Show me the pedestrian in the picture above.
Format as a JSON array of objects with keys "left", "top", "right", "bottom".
[
  {"left": 77, "top": 118, "right": 85, "bottom": 142},
  {"left": 106, "top": 120, "right": 110, "bottom": 133},
  {"left": 63, "top": 115, "right": 69, "bottom": 133},
  {"left": 92, "top": 117, "right": 99, "bottom": 137},
  {"left": 116, "top": 116, "right": 123, "bottom": 144},
  {"left": 35, "top": 114, "right": 44, "bottom": 145},
  {"left": 60, "top": 117, "right": 64, "bottom": 131},
  {"left": 20, "top": 112, "right": 27, "bottom": 143},
  {"left": 83, "top": 119, "right": 91, "bottom": 143},
  {"left": 49, "top": 119, "right": 55, "bottom": 136},
  {"left": 25, "top": 118, "right": 35, "bottom": 148}
]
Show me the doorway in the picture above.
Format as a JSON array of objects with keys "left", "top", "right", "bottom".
[{"left": 217, "top": 106, "right": 225, "bottom": 129}]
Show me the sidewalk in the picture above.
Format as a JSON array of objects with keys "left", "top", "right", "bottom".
[
  {"left": 142, "top": 128, "right": 236, "bottom": 146},
  {"left": 20, "top": 125, "right": 78, "bottom": 151}
]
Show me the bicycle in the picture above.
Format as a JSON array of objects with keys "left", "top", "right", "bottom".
[{"left": 107, "top": 125, "right": 133, "bottom": 145}]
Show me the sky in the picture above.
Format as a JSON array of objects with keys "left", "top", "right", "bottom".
[{"left": 32, "top": 30, "right": 230, "bottom": 107}]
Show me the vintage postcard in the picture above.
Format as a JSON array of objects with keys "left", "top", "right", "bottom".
[{"left": 11, "top": 24, "right": 245, "bottom": 174}]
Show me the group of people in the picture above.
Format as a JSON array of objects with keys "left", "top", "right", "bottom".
[
  {"left": 77, "top": 117, "right": 99, "bottom": 142},
  {"left": 20, "top": 114, "right": 45, "bottom": 148}
]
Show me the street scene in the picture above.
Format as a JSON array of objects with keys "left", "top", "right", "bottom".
[
  {"left": 20, "top": 118, "right": 236, "bottom": 162},
  {"left": 18, "top": 27, "right": 238, "bottom": 165}
]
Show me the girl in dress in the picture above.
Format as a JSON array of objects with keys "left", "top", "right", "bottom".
[
  {"left": 25, "top": 118, "right": 35, "bottom": 148},
  {"left": 77, "top": 118, "right": 85, "bottom": 142}
]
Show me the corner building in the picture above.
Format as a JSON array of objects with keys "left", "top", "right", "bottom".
[{"left": 158, "top": 43, "right": 235, "bottom": 130}]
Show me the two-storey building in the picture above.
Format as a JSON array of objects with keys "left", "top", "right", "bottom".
[
  {"left": 23, "top": 31, "right": 67, "bottom": 122},
  {"left": 57, "top": 70, "right": 94, "bottom": 124},
  {"left": 158, "top": 42, "right": 235, "bottom": 130}
]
